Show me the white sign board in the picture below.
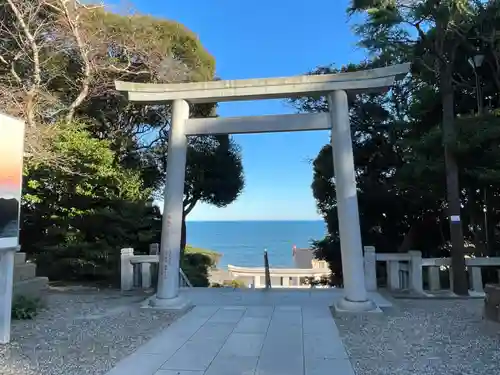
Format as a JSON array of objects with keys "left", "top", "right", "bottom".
[
  {"left": 0, "top": 113, "right": 25, "bottom": 344},
  {"left": 0, "top": 114, "right": 24, "bottom": 249}
]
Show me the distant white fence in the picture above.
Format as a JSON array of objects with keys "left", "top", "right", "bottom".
[
  {"left": 120, "top": 244, "right": 192, "bottom": 291},
  {"left": 227, "top": 264, "right": 331, "bottom": 288},
  {"left": 363, "top": 246, "right": 500, "bottom": 295}
]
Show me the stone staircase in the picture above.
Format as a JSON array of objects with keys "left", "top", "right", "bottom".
[{"left": 13, "top": 252, "right": 48, "bottom": 300}]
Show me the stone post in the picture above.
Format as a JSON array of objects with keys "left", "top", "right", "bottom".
[
  {"left": 120, "top": 248, "right": 134, "bottom": 291},
  {"left": 149, "top": 243, "right": 159, "bottom": 288},
  {"left": 428, "top": 266, "right": 441, "bottom": 291},
  {"left": 254, "top": 275, "right": 261, "bottom": 288},
  {"left": 328, "top": 90, "right": 374, "bottom": 311},
  {"left": 152, "top": 99, "right": 190, "bottom": 310},
  {"left": 399, "top": 263, "right": 410, "bottom": 289},
  {"left": 149, "top": 243, "right": 159, "bottom": 255},
  {"left": 387, "top": 261, "right": 401, "bottom": 290},
  {"left": 364, "top": 246, "right": 377, "bottom": 291},
  {"left": 470, "top": 267, "right": 483, "bottom": 293},
  {"left": 409, "top": 250, "right": 423, "bottom": 294},
  {"left": 282, "top": 276, "right": 290, "bottom": 287},
  {"left": 141, "top": 263, "right": 152, "bottom": 289},
  {"left": 0, "top": 248, "right": 16, "bottom": 344}
]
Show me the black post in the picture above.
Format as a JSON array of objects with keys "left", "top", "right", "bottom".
[
  {"left": 484, "top": 188, "right": 489, "bottom": 255},
  {"left": 264, "top": 250, "right": 271, "bottom": 289}
]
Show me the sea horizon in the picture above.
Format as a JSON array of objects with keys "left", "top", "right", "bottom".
[{"left": 186, "top": 220, "right": 326, "bottom": 268}]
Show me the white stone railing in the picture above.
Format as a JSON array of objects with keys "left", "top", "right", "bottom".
[
  {"left": 421, "top": 256, "right": 500, "bottom": 294},
  {"left": 120, "top": 246, "right": 192, "bottom": 291},
  {"left": 227, "top": 264, "right": 331, "bottom": 288},
  {"left": 363, "top": 246, "right": 500, "bottom": 295}
]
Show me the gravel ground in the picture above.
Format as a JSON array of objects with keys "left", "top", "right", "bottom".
[
  {"left": 335, "top": 298, "right": 500, "bottom": 375},
  {"left": 0, "top": 287, "right": 183, "bottom": 375}
]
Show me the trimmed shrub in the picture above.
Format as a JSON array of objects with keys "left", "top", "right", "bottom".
[{"left": 11, "top": 295, "right": 44, "bottom": 320}]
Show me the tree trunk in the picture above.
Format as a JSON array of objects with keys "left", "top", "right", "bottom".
[
  {"left": 180, "top": 212, "right": 187, "bottom": 258},
  {"left": 483, "top": 187, "right": 491, "bottom": 256},
  {"left": 180, "top": 198, "right": 198, "bottom": 259},
  {"left": 397, "top": 223, "right": 416, "bottom": 253},
  {"left": 470, "top": 215, "right": 483, "bottom": 256},
  {"left": 468, "top": 188, "right": 485, "bottom": 257},
  {"left": 441, "top": 64, "right": 468, "bottom": 296}
]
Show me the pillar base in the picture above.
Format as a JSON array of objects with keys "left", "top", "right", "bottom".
[
  {"left": 148, "top": 294, "right": 192, "bottom": 311},
  {"left": 332, "top": 297, "right": 381, "bottom": 314}
]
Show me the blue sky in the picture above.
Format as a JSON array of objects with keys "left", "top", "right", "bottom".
[{"left": 130, "top": 0, "right": 366, "bottom": 221}]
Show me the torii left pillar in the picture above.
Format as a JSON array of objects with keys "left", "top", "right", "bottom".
[{"left": 150, "top": 99, "right": 191, "bottom": 309}]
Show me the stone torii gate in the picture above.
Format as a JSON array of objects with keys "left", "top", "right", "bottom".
[{"left": 115, "top": 63, "right": 410, "bottom": 312}]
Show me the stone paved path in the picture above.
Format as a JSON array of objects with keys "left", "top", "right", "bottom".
[
  {"left": 104, "top": 304, "right": 354, "bottom": 375},
  {"left": 103, "top": 289, "right": 393, "bottom": 375}
]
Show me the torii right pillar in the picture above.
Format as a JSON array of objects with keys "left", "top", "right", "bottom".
[{"left": 328, "top": 90, "right": 376, "bottom": 312}]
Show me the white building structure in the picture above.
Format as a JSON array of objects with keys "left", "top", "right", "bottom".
[
  {"left": 115, "top": 63, "right": 411, "bottom": 312},
  {"left": 293, "top": 246, "right": 328, "bottom": 269}
]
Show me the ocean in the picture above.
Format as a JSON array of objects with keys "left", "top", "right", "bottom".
[{"left": 186, "top": 220, "right": 327, "bottom": 268}]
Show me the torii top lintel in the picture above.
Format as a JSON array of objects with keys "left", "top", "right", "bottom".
[{"left": 115, "top": 63, "right": 411, "bottom": 104}]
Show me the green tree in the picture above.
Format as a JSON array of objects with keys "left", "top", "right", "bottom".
[
  {"left": 348, "top": 0, "right": 485, "bottom": 294},
  {"left": 73, "top": 10, "right": 245, "bottom": 251},
  {"left": 399, "top": 110, "right": 500, "bottom": 256},
  {"left": 8, "top": 4, "right": 245, "bottom": 284},
  {"left": 291, "top": 63, "right": 443, "bottom": 285},
  {"left": 294, "top": 54, "right": 500, "bottom": 287},
  {"left": 294, "top": 1, "right": 500, "bottom": 289},
  {"left": 21, "top": 123, "right": 159, "bottom": 281}
]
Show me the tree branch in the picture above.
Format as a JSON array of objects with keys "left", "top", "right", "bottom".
[
  {"left": 413, "top": 20, "right": 427, "bottom": 42},
  {"left": 6, "top": 0, "right": 41, "bottom": 127},
  {"left": 58, "top": 0, "right": 94, "bottom": 123},
  {"left": 183, "top": 196, "right": 199, "bottom": 216},
  {"left": 10, "top": 52, "right": 24, "bottom": 87}
]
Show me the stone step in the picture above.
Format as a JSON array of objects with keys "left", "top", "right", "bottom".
[
  {"left": 14, "top": 252, "right": 26, "bottom": 265},
  {"left": 13, "top": 263, "right": 37, "bottom": 282},
  {"left": 13, "top": 277, "right": 49, "bottom": 301}
]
